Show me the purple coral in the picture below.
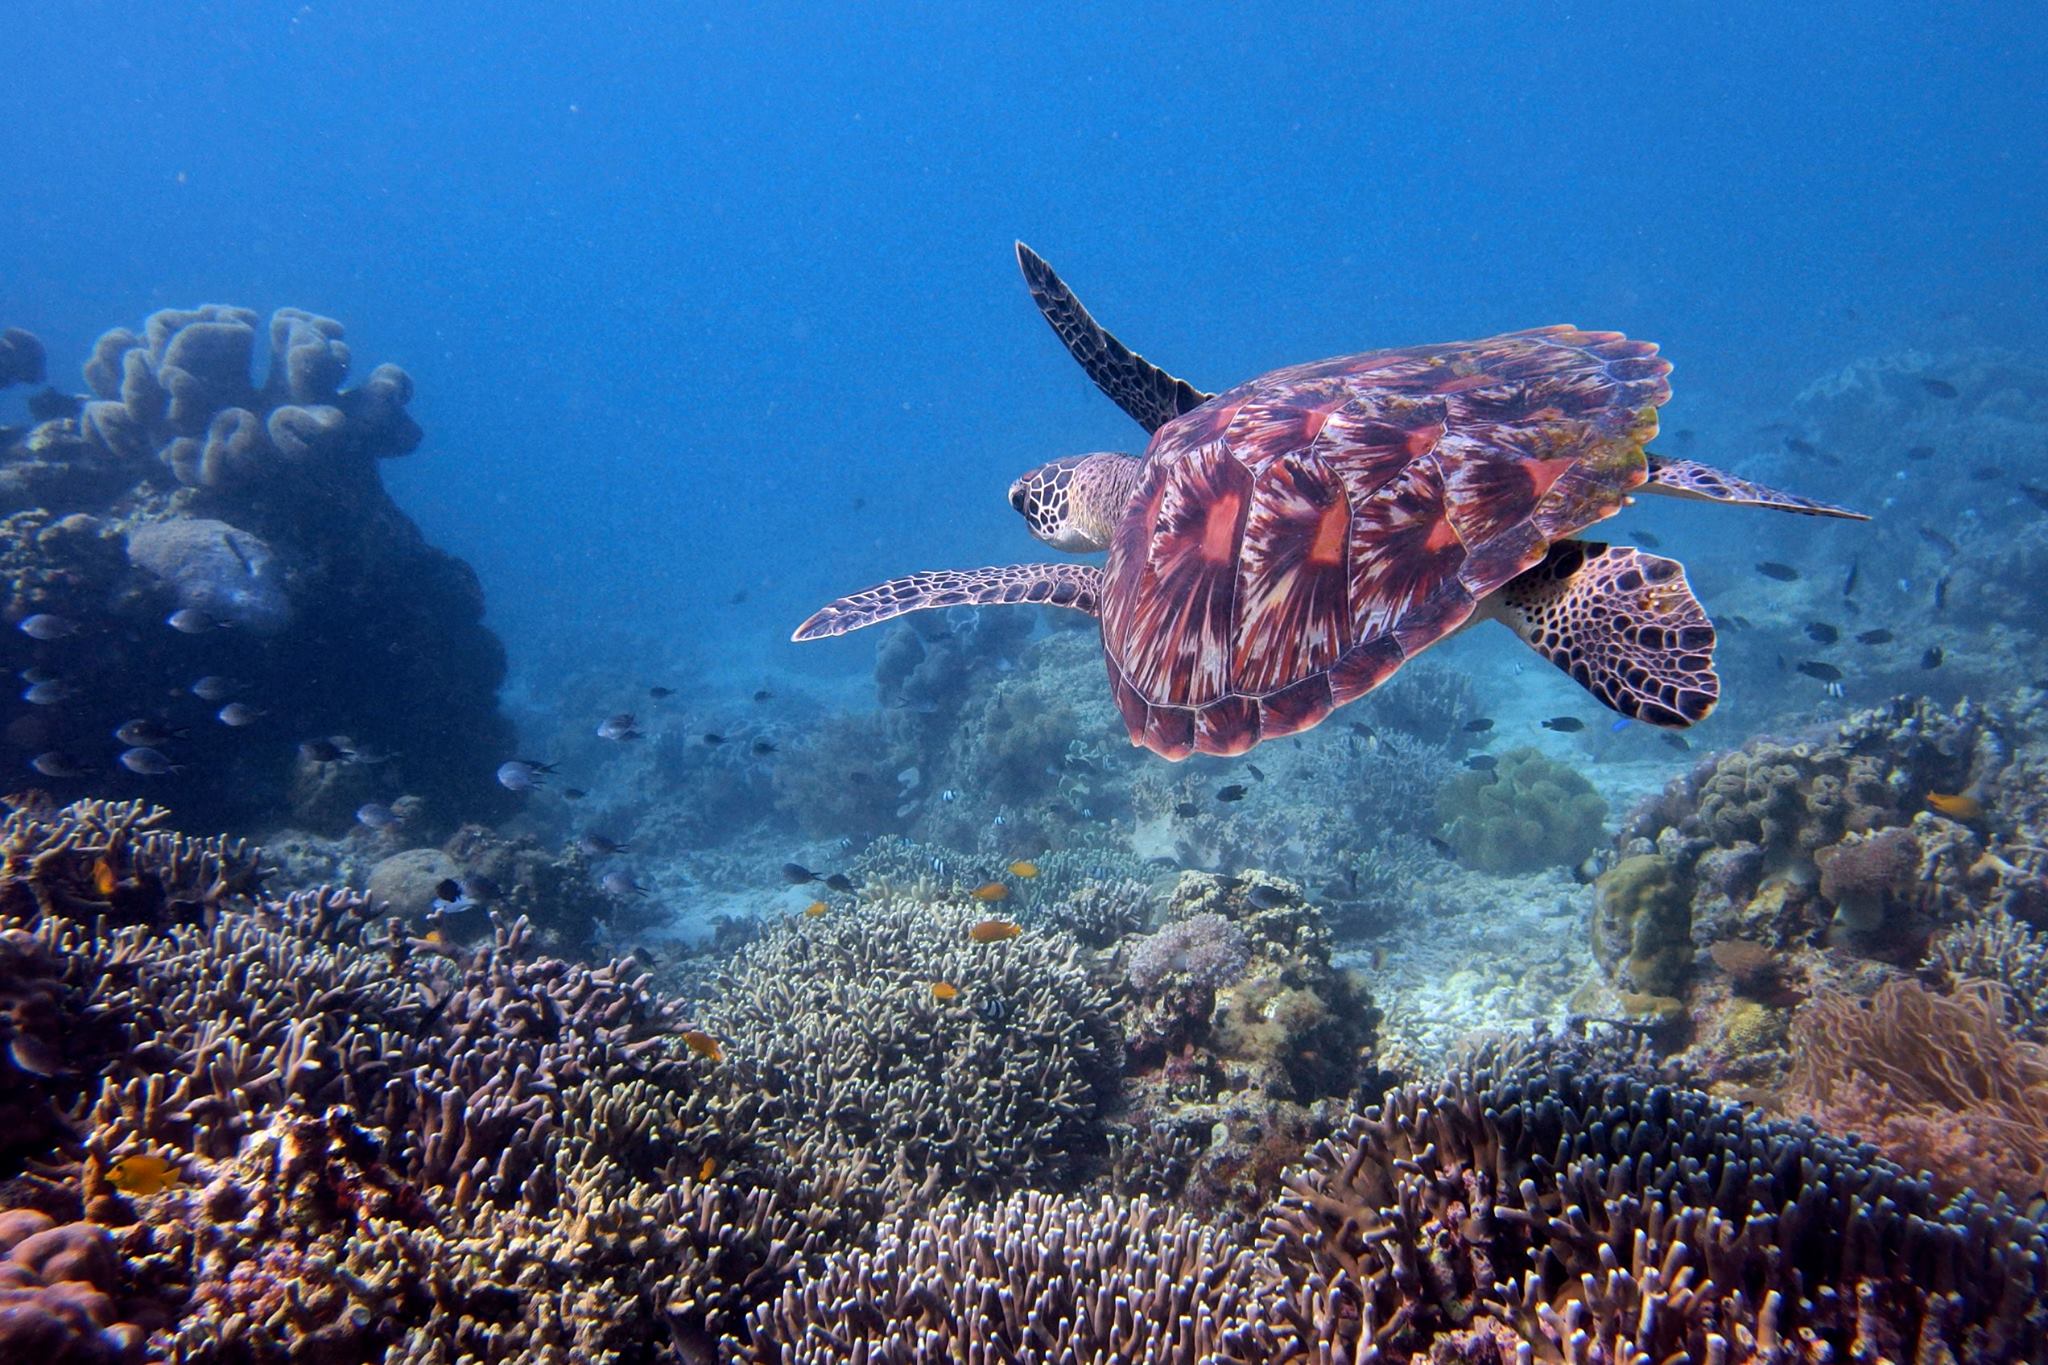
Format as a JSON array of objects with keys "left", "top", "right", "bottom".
[{"left": 1126, "top": 913, "right": 1249, "bottom": 993}]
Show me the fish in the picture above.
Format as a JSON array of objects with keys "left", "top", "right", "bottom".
[
  {"left": 970, "top": 881, "right": 1010, "bottom": 903},
  {"left": 1804, "top": 622, "right": 1838, "bottom": 645},
  {"left": 216, "top": 702, "right": 265, "bottom": 727},
  {"left": 1926, "top": 791, "right": 1984, "bottom": 821},
  {"left": 698, "top": 1156, "right": 718, "bottom": 1181},
  {"left": 31, "top": 751, "right": 91, "bottom": 778},
  {"left": 91, "top": 857, "right": 118, "bottom": 896},
  {"left": 1174, "top": 801, "right": 1200, "bottom": 818},
  {"left": 1540, "top": 716, "right": 1586, "bottom": 733},
  {"left": 1920, "top": 377, "right": 1959, "bottom": 399},
  {"left": 2018, "top": 482, "right": 2048, "bottom": 511},
  {"left": 496, "top": 759, "right": 548, "bottom": 791},
  {"left": 1246, "top": 885, "right": 1290, "bottom": 910},
  {"left": 1795, "top": 661, "right": 1843, "bottom": 683},
  {"left": 729, "top": 590, "right": 747, "bottom": 605},
  {"left": 1346, "top": 721, "right": 1377, "bottom": 740},
  {"left": 1006, "top": 860, "right": 1039, "bottom": 878},
  {"left": 930, "top": 981, "right": 959, "bottom": 1002},
  {"left": 461, "top": 875, "right": 502, "bottom": 902},
  {"left": 1855, "top": 628, "right": 1893, "bottom": 645},
  {"left": 22, "top": 679, "right": 73, "bottom": 705},
  {"left": 1970, "top": 465, "right": 2004, "bottom": 482},
  {"left": 1784, "top": 437, "right": 1818, "bottom": 455},
  {"left": 1754, "top": 562, "right": 1799, "bottom": 582},
  {"left": 680, "top": 1030, "right": 724, "bottom": 1062},
  {"left": 782, "top": 862, "right": 820, "bottom": 884},
  {"left": 600, "top": 871, "right": 647, "bottom": 897},
  {"left": 356, "top": 802, "right": 405, "bottom": 831},
  {"left": 702, "top": 733, "right": 726, "bottom": 746},
  {"left": 116, "top": 719, "right": 186, "bottom": 747},
  {"left": 300, "top": 738, "right": 356, "bottom": 763},
  {"left": 804, "top": 900, "right": 828, "bottom": 918},
  {"left": 1630, "top": 529, "right": 1663, "bottom": 549},
  {"left": 823, "top": 873, "right": 855, "bottom": 893},
  {"left": 434, "top": 878, "right": 466, "bottom": 903},
  {"left": 1905, "top": 444, "right": 1935, "bottom": 461},
  {"left": 1463, "top": 719, "right": 1494, "bottom": 732},
  {"left": 107, "top": 1154, "right": 180, "bottom": 1196},
  {"left": 1842, "top": 559, "right": 1859, "bottom": 598},
  {"left": 1463, "top": 755, "right": 1497, "bottom": 771},
  {"left": 165, "top": 607, "right": 225, "bottom": 633},
  {"left": 1917, "top": 525, "right": 1958, "bottom": 556},
  {"left": 649, "top": 686, "right": 675, "bottom": 698},
  {"left": 1660, "top": 733, "right": 1690, "bottom": 752},
  {"left": 118, "top": 747, "right": 180, "bottom": 776},
  {"left": 752, "top": 689, "right": 773, "bottom": 702},
  {"left": 578, "top": 832, "right": 628, "bottom": 856},
  {"left": 596, "top": 713, "right": 641, "bottom": 741},
  {"left": 18, "top": 666, "right": 56, "bottom": 684},
  {"left": 1245, "top": 762, "right": 1266, "bottom": 782},
  {"left": 1932, "top": 573, "right": 1950, "bottom": 612},
  {"left": 968, "top": 919, "right": 1022, "bottom": 943},
  {"left": 17, "top": 613, "right": 78, "bottom": 640},
  {"left": 1608, "top": 717, "right": 1631, "bottom": 734},
  {"left": 751, "top": 739, "right": 777, "bottom": 755},
  {"left": 563, "top": 787, "right": 588, "bottom": 800},
  {"left": 1921, "top": 645, "right": 1945, "bottom": 670},
  {"left": 1721, "top": 614, "right": 1754, "bottom": 631},
  {"left": 1215, "top": 784, "right": 1248, "bottom": 802}
]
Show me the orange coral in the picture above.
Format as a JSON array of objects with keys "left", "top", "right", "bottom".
[{"left": 1783, "top": 977, "right": 2048, "bottom": 1201}]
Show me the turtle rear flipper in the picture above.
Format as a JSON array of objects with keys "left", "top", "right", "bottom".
[
  {"left": 1016, "top": 242, "right": 1213, "bottom": 433},
  {"left": 1644, "top": 455, "right": 1869, "bottom": 520},
  {"left": 792, "top": 564, "right": 1103, "bottom": 641},
  {"left": 1487, "top": 541, "right": 1719, "bottom": 727}
]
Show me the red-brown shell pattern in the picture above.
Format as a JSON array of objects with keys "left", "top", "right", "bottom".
[{"left": 1100, "top": 326, "right": 1670, "bottom": 758}]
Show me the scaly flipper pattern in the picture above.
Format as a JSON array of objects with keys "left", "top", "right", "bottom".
[
  {"left": 1015, "top": 242, "right": 1213, "bottom": 433},
  {"left": 1645, "top": 456, "right": 1869, "bottom": 520},
  {"left": 792, "top": 564, "right": 1104, "bottom": 641},
  {"left": 1492, "top": 541, "right": 1719, "bottom": 727}
]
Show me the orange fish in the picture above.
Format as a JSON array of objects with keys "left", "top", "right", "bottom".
[
  {"left": 91, "top": 858, "right": 117, "bottom": 897},
  {"left": 108, "top": 1153, "right": 179, "bottom": 1196},
  {"left": 1926, "top": 791, "right": 1985, "bottom": 822},
  {"left": 698, "top": 1155, "right": 719, "bottom": 1181},
  {"left": 1006, "top": 860, "right": 1039, "bottom": 879},
  {"left": 681, "top": 1030, "right": 724, "bottom": 1062},
  {"left": 804, "top": 900, "right": 828, "bottom": 918},
  {"left": 970, "top": 882, "right": 1010, "bottom": 903},
  {"left": 930, "top": 981, "right": 959, "bottom": 1002},
  {"left": 968, "top": 919, "right": 1021, "bottom": 944}
]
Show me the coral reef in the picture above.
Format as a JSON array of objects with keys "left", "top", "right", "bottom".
[
  {"left": 1590, "top": 852, "right": 1691, "bottom": 1000},
  {"left": 1783, "top": 977, "right": 2048, "bottom": 1202},
  {"left": 0, "top": 1211, "right": 144, "bottom": 1364},
  {"left": 1436, "top": 745, "right": 1606, "bottom": 874},
  {"left": 1927, "top": 906, "right": 2048, "bottom": 1040},
  {"left": 1, "top": 304, "right": 513, "bottom": 834}
]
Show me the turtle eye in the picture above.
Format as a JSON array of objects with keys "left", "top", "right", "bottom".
[{"left": 1009, "top": 484, "right": 1028, "bottom": 513}]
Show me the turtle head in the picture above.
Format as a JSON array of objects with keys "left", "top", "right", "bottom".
[{"left": 1008, "top": 452, "right": 1142, "bottom": 553}]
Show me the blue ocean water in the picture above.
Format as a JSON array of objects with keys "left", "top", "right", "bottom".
[{"left": 5, "top": 2, "right": 2040, "bottom": 692}]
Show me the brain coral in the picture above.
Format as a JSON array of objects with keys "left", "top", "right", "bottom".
[{"left": 1436, "top": 745, "right": 1607, "bottom": 874}]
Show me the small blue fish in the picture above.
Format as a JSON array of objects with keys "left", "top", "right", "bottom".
[{"left": 1608, "top": 717, "right": 1631, "bottom": 734}]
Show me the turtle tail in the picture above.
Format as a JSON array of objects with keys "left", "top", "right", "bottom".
[{"left": 792, "top": 564, "right": 1104, "bottom": 641}]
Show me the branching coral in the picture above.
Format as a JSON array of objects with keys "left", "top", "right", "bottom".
[
  {"left": 1784, "top": 977, "right": 2048, "bottom": 1202},
  {"left": 1927, "top": 907, "right": 2048, "bottom": 1040},
  {"left": 1249, "top": 1040, "right": 2048, "bottom": 1363}
]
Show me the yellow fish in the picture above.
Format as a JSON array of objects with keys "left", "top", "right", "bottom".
[
  {"left": 698, "top": 1155, "right": 719, "bottom": 1181},
  {"left": 1006, "top": 860, "right": 1039, "bottom": 879},
  {"left": 681, "top": 1030, "right": 724, "bottom": 1063},
  {"left": 968, "top": 919, "right": 1021, "bottom": 944},
  {"left": 1926, "top": 791, "right": 1985, "bottom": 822},
  {"left": 930, "top": 981, "right": 959, "bottom": 1002},
  {"left": 91, "top": 857, "right": 117, "bottom": 897},
  {"left": 970, "top": 881, "right": 1010, "bottom": 903},
  {"left": 108, "top": 1153, "right": 179, "bottom": 1196},
  {"left": 804, "top": 900, "right": 828, "bottom": 918}
]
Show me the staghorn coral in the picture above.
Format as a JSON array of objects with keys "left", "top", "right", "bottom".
[
  {"left": 1927, "top": 906, "right": 2048, "bottom": 1040},
  {"left": 1783, "top": 976, "right": 2048, "bottom": 1202},
  {"left": 1249, "top": 1040, "right": 2048, "bottom": 1364},
  {"left": 1436, "top": 745, "right": 1606, "bottom": 875},
  {"left": 696, "top": 894, "right": 1121, "bottom": 1203},
  {"left": 740, "top": 1190, "right": 1264, "bottom": 1365}
]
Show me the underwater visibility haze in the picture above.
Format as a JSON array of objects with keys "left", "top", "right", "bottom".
[{"left": 3, "top": 3, "right": 2048, "bottom": 1361}]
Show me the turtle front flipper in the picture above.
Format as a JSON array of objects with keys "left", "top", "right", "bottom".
[
  {"left": 1485, "top": 541, "right": 1719, "bottom": 728},
  {"left": 792, "top": 564, "right": 1104, "bottom": 641},
  {"left": 1644, "top": 456, "right": 1869, "bottom": 520},
  {"left": 1015, "top": 242, "right": 1213, "bottom": 433}
]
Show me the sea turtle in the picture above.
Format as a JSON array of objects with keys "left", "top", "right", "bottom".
[{"left": 794, "top": 246, "right": 1866, "bottom": 759}]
